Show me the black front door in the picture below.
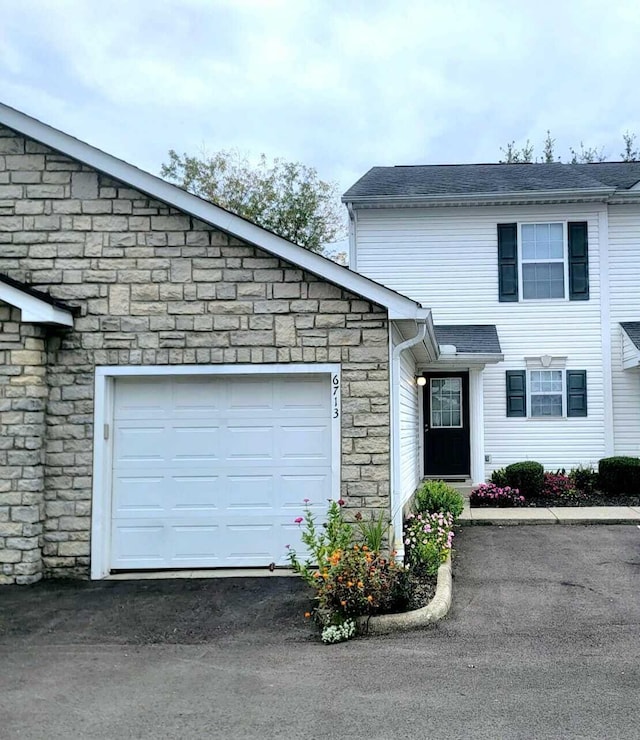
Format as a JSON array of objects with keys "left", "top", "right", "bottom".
[{"left": 423, "top": 372, "right": 470, "bottom": 476}]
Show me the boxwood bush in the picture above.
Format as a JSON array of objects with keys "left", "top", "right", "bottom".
[
  {"left": 505, "top": 461, "right": 544, "bottom": 499},
  {"left": 413, "top": 479, "right": 465, "bottom": 521},
  {"left": 598, "top": 456, "right": 640, "bottom": 495}
]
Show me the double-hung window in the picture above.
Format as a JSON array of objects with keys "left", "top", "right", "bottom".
[
  {"left": 529, "top": 369, "right": 563, "bottom": 416},
  {"left": 520, "top": 223, "right": 565, "bottom": 300},
  {"left": 506, "top": 367, "right": 588, "bottom": 418},
  {"left": 498, "top": 221, "right": 589, "bottom": 302}
]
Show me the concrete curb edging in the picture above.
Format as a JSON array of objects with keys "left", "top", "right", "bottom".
[
  {"left": 356, "top": 554, "right": 452, "bottom": 636},
  {"left": 459, "top": 504, "right": 640, "bottom": 526}
]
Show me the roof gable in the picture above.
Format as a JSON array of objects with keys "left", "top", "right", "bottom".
[{"left": 0, "top": 102, "right": 428, "bottom": 322}]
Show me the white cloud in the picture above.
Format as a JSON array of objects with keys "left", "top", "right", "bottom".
[{"left": 1, "top": 0, "right": 639, "bottom": 193}]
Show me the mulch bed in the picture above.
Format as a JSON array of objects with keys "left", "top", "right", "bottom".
[
  {"left": 523, "top": 491, "right": 640, "bottom": 508},
  {"left": 472, "top": 491, "right": 640, "bottom": 508}
]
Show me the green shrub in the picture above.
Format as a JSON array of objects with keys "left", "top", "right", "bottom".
[
  {"left": 490, "top": 467, "right": 508, "bottom": 487},
  {"left": 505, "top": 461, "right": 544, "bottom": 499},
  {"left": 413, "top": 479, "right": 465, "bottom": 520},
  {"left": 598, "top": 456, "right": 640, "bottom": 495},
  {"left": 569, "top": 465, "right": 598, "bottom": 495}
]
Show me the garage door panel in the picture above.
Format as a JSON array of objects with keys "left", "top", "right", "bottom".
[
  {"left": 226, "top": 474, "right": 274, "bottom": 509},
  {"left": 114, "top": 424, "right": 166, "bottom": 467},
  {"left": 228, "top": 378, "right": 274, "bottom": 414},
  {"left": 225, "top": 425, "right": 274, "bottom": 461},
  {"left": 172, "top": 525, "right": 220, "bottom": 562},
  {"left": 279, "top": 424, "right": 331, "bottom": 461},
  {"left": 110, "top": 374, "right": 334, "bottom": 570},
  {"left": 112, "top": 524, "right": 166, "bottom": 565},
  {"left": 114, "top": 378, "right": 170, "bottom": 420},
  {"left": 170, "top": 475, "right": 219, "bottom": 513},
  {"left": 279, "top": 472, "right": 329, "bottom": 508},
  {"left": 113, "top": 475, "right": 166, "bottom": 517},
  {"left": 171, "top": 424, "right": 221, "bottom": 462},
  {"left": 276, "top": 378, "right": 329, "bottom": 415}
]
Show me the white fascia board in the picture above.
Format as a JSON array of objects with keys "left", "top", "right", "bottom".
[
  {"left": 419, "top": 352, "right": 504, "bottom": 370},
  {"left": 0, "top": 102, "right": 426, "bottom": 321},
  {"left": 344, "top": 188, "right": 615, "bottom": 209},
  {"left": 0, "top": 281, "right": 74, "bottom": 326}
]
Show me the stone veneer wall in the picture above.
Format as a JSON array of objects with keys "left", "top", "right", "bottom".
[
  {"left": 0, "top": 305, "right": 47, "bottom": 584},
  {"left": 0, "top": 125, "right": 391, "bottom": 580}
]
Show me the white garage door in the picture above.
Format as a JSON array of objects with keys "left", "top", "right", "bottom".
[{"left": 110, "top": 374, "right": 333, "bottom": 570}]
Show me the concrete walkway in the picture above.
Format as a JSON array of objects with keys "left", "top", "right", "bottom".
[{"left": 460, "top": 503, "right": 640, "bottom": 525}]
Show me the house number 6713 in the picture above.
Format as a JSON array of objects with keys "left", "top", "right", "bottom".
[{"left": 332, "top": 374, "right": 340, "bottom": 419}]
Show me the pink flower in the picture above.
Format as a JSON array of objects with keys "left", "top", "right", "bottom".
[
  {"left": 337, "top": 499, "right": 345, "bottom": 506},
  {"left": 303, "top": 498, "right": 310, "bottom": 503},
  {"left": 294, "top": 517, "right": 303, "bottom": 524},
  {"left": 285, "top": 544, "right": 290, "bottom": 549}
]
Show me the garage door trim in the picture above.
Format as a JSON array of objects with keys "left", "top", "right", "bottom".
[{"left": 90, "top": 363, "right": 341, "bottom": 579}]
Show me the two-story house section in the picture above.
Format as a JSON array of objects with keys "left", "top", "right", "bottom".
[{"left": 344, "top": 163, "right": 640, "bottom": 483}]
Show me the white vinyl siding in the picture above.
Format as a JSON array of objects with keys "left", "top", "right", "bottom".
[
  {"left": 356, "top": 203, "right": 606, "bottom": 473},
  {"left": 394, "top": 326, "right": 421, "bottom": 505},
  {"left": 608, "top": 205, "right": 640, "bottom": 457}
]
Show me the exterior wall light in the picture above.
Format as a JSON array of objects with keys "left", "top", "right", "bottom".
[{"left": 416, "top": 376, "right": 427, "bottom": 386}]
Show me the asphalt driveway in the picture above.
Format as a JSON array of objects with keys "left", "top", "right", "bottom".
[{"left": 1, "top": 524, "right": 639, "bottom": 739}]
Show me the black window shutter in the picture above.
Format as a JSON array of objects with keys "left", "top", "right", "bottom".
[
  {"left": 498, "top": 223, "right": 518, "bottom": 302},
  {"left": 506, "top": 370, "right": 526, "bottom": 417},
  {"left": 568, "top": 222, "right": 589, "bottom": 300},
  {"left": 567, "top": 370, "right": 587, "bottom": 417}
]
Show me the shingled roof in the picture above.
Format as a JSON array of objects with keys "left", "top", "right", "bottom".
[
  {"left": 433, "top": 325, "right": 501, "bottom": 354},
  {"left": 621, "top": 322, "right": 640, "bottom": 350},
  {"left": 343, "top": 162, "right": 640, "bottom": 200}
]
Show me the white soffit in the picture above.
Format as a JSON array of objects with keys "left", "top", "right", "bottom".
[{"left": 0, "top": 280, "right": 74, "bottom": 326}]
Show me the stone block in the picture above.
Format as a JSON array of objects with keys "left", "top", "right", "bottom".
[
  {"left": 0, "top": 550, "right": 21, "bottom": 563},
  {"left": 5, "top": 155, "right": 45, "bottom": 171},
  {"left": 55, "top": 539, "right": 89, "bottom": 557},
  {"left": 329, "top": 329, "right": 361, "bottom": 346}
]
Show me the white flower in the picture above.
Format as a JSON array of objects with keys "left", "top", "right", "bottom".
[{"left": 321, "top": 619, "right": 357, "bottom": 644}]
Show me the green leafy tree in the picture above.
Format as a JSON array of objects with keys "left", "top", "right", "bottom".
[
  {"left": 569, "top": 142, "right": 606, "bottom": 164},
  {"left": 499, "top": 139, "right": 534, "bottom": 163},
  {"left": 499, "top": 131, "right": 639, "bottom": 164},
  {"left": 621, "top": 131, "right": 639, "bottom": 162},
  {"left": 542, "top": 130, "right": 558, "bottom": 163},
  {"left": 161, "top": 149, "right": 346, "bottom": 255}
]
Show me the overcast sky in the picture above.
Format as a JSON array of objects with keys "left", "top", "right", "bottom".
[{"left": 2, "top": 0, "right": 640, "bottom": 197}]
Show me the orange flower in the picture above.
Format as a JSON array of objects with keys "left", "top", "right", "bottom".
[
  {"left": 340, "top": 600, "right": 347, "bottom": 607},
  {"left": 357, "top": 581, "right": 364, "bottom": 588},
  {"left": 313, "top": 571, "right": 320, "bottom": 579},
  {"left": 304, "top": 612, "right": 311, "bottom": 619},
  {"left": 362, "top": 545, "right": 369, "bottom": 552},
  {"left": 347, "top": 581, "right": 353, "bottom": 588},
  {"left": 337, "top": 576, "right": 343, "bottom": 583},
  {"left": 367, "top": 595, "right": 373, "bottom": 603}
]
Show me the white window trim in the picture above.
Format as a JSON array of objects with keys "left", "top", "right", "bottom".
[
  {"left": 527, "top": 368, "right": 566, "bottom": 418},
  {"left": 517, "top": 221, "right": 570, "bottom": 302},
  {"left": 90, "top": 363, "right": 342, "bottom": 580},
  {"left": 429, "top": 377, "right": 463, "bottom": 429}
]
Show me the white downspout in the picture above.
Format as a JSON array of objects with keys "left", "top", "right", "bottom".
[
  {"left": 346, "top": 202, "right": 357, "bottom": 271},
  {"left": 390, "top": 320, "right": 428, "bottom": 560}
]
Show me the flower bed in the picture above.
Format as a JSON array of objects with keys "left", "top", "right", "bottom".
[
  {"left": 471, "top": 460, "right": 640, "bottom": 508},
  {"left": 287, "top": 481, "right": 463, "bottom": 644}
]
